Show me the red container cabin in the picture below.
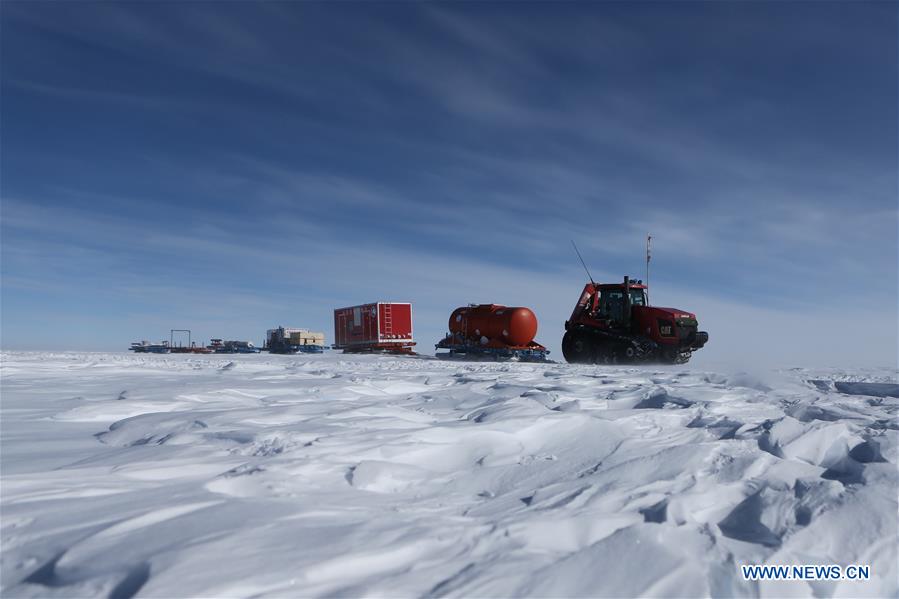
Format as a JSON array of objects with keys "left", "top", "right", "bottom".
[{"left": 333, "top": 302, "right": 415, "bottom": 354}]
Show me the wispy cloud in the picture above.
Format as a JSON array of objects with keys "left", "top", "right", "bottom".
[{"left": 1, "top": 2, "right": 895, "bottom": 365}]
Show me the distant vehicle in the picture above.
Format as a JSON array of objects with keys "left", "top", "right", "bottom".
[
  {"left": 129, "top": 341, "right": 170, "bottom": 354},
  {"left": 333, "top": 302, "right": 415, "bottom": 354},
  {"left": 436, "top": 304, "right": 549, "bottom": 362},
  {"left": 170, "top": 342, "right": 213, "bottom": 354},
  {"left": 265, "top": 327, "right": 326, "bottom": 354},
  {"left": 164, "top": 329, "right": 214, "bottom": 354},
  {"left": 209, "top": 339, "right": 261, "bottom": 354}
]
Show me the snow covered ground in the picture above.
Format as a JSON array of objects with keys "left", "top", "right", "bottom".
[{"left": 1, "top": 351, "right": 896, "bottom": 598}]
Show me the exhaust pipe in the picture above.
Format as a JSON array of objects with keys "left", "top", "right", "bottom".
[{"left": 623, "top": 275, "right": 631, "bottom": 323}]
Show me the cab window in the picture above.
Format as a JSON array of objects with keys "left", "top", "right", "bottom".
[
  {"left": 599, "top": 290, "right": 625, "bottom": 319},
  {"left": 630, "top": 289, "right": 646, "bottom": 306}
]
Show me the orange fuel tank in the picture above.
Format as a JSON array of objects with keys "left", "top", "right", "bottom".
[{"left": 448, "top": 304, "right": 538, "bottom": 347}]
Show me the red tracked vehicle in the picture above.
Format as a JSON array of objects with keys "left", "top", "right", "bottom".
[{"left": 563, "top": 276, "right": 708, "bottom": 364}]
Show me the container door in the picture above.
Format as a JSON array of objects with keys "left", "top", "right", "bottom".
[{"left": 387, "top": 304, "right": 412, "bottom": 340}]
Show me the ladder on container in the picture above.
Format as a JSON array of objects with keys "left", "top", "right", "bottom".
[{"left": 383, "top": 303, "right": 392, "bottom": 335}]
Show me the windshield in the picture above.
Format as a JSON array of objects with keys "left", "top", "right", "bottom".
[
  {"left": 630, "top": 288, "right": 646, "bottom": 306},
  {"left": 598, "top": 290, "right": 623, "bottom": 318},
  {"left": 596, "top": 287, "right": 647, "bottom": 320}
]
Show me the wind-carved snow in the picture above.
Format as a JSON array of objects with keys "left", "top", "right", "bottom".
[{"left": 1, "top": 352, "right": 896, "bottom": 597}]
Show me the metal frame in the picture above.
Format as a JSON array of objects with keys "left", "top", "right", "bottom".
[
  {"left": 435, "top": 340, "right": 549, "bottom": 362},
  {"left": 170, "top": 329, "right": 191, "bottom": 348}
]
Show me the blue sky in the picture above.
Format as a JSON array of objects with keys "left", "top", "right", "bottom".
[{"left": 2, "top": 1, "right": 896, "bottom": 367}]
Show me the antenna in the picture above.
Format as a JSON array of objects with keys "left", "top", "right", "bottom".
[
  {"left": 645, "top": 234, "right": 652, "bottom": 305},
  {"left": 571, "top": 240, "right": 595, "bottom": 285}
]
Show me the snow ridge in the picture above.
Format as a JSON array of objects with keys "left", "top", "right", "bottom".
[{"left": 1, "top": 352, "right": 896, "bottom": 597}]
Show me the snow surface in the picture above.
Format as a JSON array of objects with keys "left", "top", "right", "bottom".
[{"left": 1, "top": 351, "right": 896, "bottom": 598}]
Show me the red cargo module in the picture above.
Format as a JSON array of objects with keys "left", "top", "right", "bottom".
[{"left": 333, "top": 302, "right": 415, "bottom": 354}]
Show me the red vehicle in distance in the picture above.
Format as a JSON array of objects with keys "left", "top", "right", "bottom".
[{"left": 562, "top": 276, "right": 708, "bottom": 364}]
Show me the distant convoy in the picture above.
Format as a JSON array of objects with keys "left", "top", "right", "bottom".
[
  {"left": 129, "top": 270, "right": 709, "bottom": 364},
  {"left": 130, "top": 337, "right": 262, "bottom": 354},
  {"left": 129, "top": 329, "right": 263, "bottom": 354}
]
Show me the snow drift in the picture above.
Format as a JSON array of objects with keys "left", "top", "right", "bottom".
[{"left": 1, "top": 352, "right": 896, "bottom": 597}]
